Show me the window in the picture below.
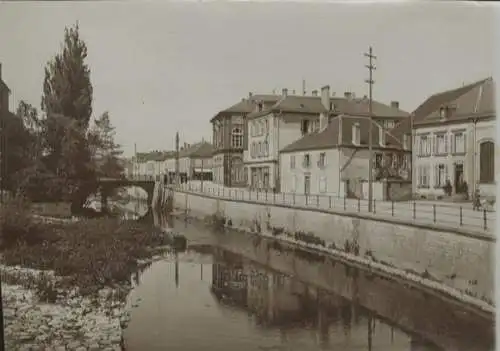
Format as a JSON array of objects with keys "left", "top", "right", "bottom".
[
  {"left": 318, "top": 152, "right": 326, "bottom": 168},
  {"left": 352, "top": 123, "right": 361, "bottom": 145},
  {"left": 386, "top": 120, "right": 395, "bottom": 129},
  {"left": 231, "top": 127, "right": 243, "bottom": 148},
  {"left": 434, "top": 133, "right": 447, "bottom": 155},
  {"left": 418, "top": 135, "right": 431, "bottom": 156},
  {"left": 250, "top": 122, "right": 255, "bottom": 137},
  {"left": 258, "top": 142, "right": 263, "bottom": 157},
  {"left": 403, "top": 134, "right": 409, "bottom": 150},
  {"left": 479, "top": 140, "right": 495, "bottom": 183},
  {"left": 263, "top": 140, "right": 269, "bottom": 157},
  {"left": 319, "top": 176, "right": 327, "bottom": 193},
  {"left": 251, "top": 142, "right": 256, "bottom": 158},
  {"left": 434, "top": 164, "right": 447, "bottom": 188},
  {"left": 439, "top": 107, "right": 447, "bottom": 119},
  {"left": 312, "top": 120, "right": 320, "bottom": 133},
  {"left": 264, "top": 119, "right": 269, "bottom": 134},
  {"left": 418, "top": 165, "right": 430, "bottom": 187},
  {"left": 303, "top": 154, "right": 311, "bottom": 168},
  {"left": 258, "top": 102, "right": 263, "bottom": 112},
  {"left": 290, "top": 155, "right": 296, "bottom": 169},
  {"left": 453, "top": 132, "right": 466, "bottom": 154},
  {"left": 379, "top": 125, "right": 385, "bottom": 146},
  {"left": 301, "top": 120, "right": 310, "bottom": 136},
  {"left": 258, "top": 121, "right": 263, "bottom": 136}
]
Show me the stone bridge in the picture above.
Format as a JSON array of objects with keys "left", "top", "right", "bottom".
[{"left": 98, "top": 175, "right": 157, "bottom": 210}]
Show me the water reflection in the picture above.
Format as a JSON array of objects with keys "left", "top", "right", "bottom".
[{"left": 123, "top": 210, "right": 493, "bottom": 351}]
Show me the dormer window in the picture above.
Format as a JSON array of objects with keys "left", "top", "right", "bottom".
[
  {"left": 439, "top": 106, "right": 447, "bottom": 119},
  {"left": 301, "top": 120, "right": 310, "bottom": 136},
  {"left": 352, "top": 122, "right": 361, "bottom": 145},
  {"left": 258, "top": 102, "right": 263, "bottom": 112}
]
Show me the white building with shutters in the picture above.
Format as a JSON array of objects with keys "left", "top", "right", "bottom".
[{"left": 412, "top": 77, "right": 496, "bottom": 199}]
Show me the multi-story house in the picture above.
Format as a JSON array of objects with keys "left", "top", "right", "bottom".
[
  {"left": 244, "top": 87, "right": 330, "bottom": 191},
  {"left": 178, "top": 141, "right": 214, "bottom": 181},
  {"left": 412, "top": 77, "right": 495, "bottom": 199},
  {"left": 279, "top": 113, "right": 411, "bottom": 199},
  {"left": 246, "top": 86, "right": 409, "bottom": 193},
  {"left": 211, "top": 93, "right": 280, "bottom": 187}
]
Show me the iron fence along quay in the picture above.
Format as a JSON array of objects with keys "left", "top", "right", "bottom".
[{"left": 125, "top": 175, "right": 494, "bottom": 234}]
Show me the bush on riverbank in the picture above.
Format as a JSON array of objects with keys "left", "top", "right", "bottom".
[{"left": 0, "top": 199, "right": 169, "bottom": 298}]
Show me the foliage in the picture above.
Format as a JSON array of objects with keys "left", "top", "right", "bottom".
[
  {"left": 88, "top": 111, "right": 124, "bottom": 178},
  {"left": 0, "top": 201, "right": 170, "bottom": 296},
  {"left": 2, "top": 23, "right": 124, "bottom": 207}
]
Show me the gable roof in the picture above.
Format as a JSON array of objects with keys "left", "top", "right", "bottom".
[
  {"left": 280, "top": 115, "right": 405, "bottom": 154},
  {"left": 413, "top": 77, "right": 494, "bottom": 126},
  {"left": 210, "top": 94, "right": 281, "bottom": 122},
  {"left": 248, "top": 95, "right": 410, "bottom": 120},
  {"left": 135, "top": 150, "right": 175, "bottom": 162},
  {"left": 179, "top": 141, "right": 214, "bottom": 158}
]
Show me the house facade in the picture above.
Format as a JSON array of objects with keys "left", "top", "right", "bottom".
[
  {"left": 211, "top": 94, "right": 280, "bottom": 188},
  {"left": 279, "top": 103, "right": 410, "bottom": 199},
  {"left": 244, "top": 87, "right": 332, "bottom": 191},
  {"left": 412, "top": 77, "right": 495, "bottom": 199}
]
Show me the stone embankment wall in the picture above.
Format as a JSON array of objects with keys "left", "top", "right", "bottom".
[{"left": 172, "top": 190, "right": 494, "bottom": 305}]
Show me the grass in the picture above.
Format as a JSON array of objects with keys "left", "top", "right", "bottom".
[
  {"left": 0, "top": 197, "right": 171, "bottom": 300},
  {"left": 30, "top": 202, "right": 72, "bottom": 219}
]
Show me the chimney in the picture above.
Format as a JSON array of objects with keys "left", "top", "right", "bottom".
[
  {"left": 320, "top": 85, "right": 330, "bottom": 110},
  {"left": 320, "top": 85, "right": 331, "bottom": 131},
  {"left": 282, "top": 88, "right": 288, "bottom": 98},
  {"left": 391, "top": 101, "right": 399, "bottom": 109},
  {"left": 249, "top": 92, "right": 253, "bottom": 99},
  {"left": 344, "top": 92, "right": 352, "bottom": 100},
  {"left": 312, "top": 90, "right": 318, "bottom": 97}
]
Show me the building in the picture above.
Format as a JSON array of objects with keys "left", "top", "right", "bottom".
[
  {"left": 177, "top": 141, "right": 214, "bottom": 181},
  {"left": 211, "top": 93, "right": 280, "bottom": 187},
  {"left": 244, "top": 87, "right": 331, "bottom": 191},
  {"left": 133, "top": 150, "right": 173, "bottom": 180},
  {"left": 246, "top": 85, "right": 409, "bottom": 194},
  {"left": 279, "top": 113, "right": 411, "bottom": 199},
  {"left": 411, "top": 77, "right": 495, "bottom": 199}
]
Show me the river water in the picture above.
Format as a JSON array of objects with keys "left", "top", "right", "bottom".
[{"left": 119, "top": 205, "right": 494, "bottom": 351}]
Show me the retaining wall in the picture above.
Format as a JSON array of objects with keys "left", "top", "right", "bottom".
[{"left": 173, "top": 190, "right": 495, "bottom": 303}]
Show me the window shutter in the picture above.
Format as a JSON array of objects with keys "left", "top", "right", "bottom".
[
  {"left": 463, "top": 133, "right": 467, "bottom": 154},
  {"left": 448, "top": 134, "right": 452, "bottom": 154},
  {"left": 434, "top": 164, "right": 439, "bottom": 187},
  {"left": 445, "top": 164, "right": 449, "bottom": 183}
]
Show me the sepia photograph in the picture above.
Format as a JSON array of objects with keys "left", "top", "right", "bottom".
[{"left": 0, "top": 1, "right": 497, "bottom": 350}]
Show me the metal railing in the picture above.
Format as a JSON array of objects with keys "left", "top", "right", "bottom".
[{"left": 174, "top": 181, "right": 495, "bottom": 234}]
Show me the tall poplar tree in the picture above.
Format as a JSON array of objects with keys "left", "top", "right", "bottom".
[{"left": 40, "top": 22, "right": 96, "bottom": 203}]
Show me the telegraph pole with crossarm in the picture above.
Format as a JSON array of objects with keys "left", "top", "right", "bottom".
[{"left": 365, "top": 46, "right": 376, "bottom": 212}]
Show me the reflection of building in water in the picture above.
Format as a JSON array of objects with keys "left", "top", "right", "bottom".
[{"left": 211, "top": 248, "right": 248, "bottom": 307}]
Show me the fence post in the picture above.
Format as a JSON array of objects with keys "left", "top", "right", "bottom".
[
  {"left": 305, "top": 195, "right": 308, "bottom": 206},
  {"left": 483, "top": 209, "right": 487, "bottom": 230},
  {"left": 329, "top": 196, "right": 332, "bottom": 209},
  {"left": 257, "top": 190, "right": 259, "bottom": 201},
  {"left": 265, "top": 190, "right": 268, "bottom": 202},
  {"left": 433, "top": 204, "right": 436, "bottom": 223},
  {"left": 357, "top": 198, "right": 360, "bottom": 212},
  {"left": 413, "top": 201, "right": 416, "bottom": 220},
  {"left": 373, "top": 199, "right": 376, "bottom": 214},
  {"left": 218, "top": 188, "right": 220, "bottom": 197},
  {"left": 293, "top": 193, "right": 296, "bottom": 205},
  {"left": 273, "top": 192, "right": 276, "bottom": 204},
  {"left": 344, "top": 196, "right": 346, "bottom": 210},
  {"left": 282, "top": 192, "right": 285, "bottom": 204},
  {"left": 316, "top": 195, "right": 320, "bottom": 207},
  {"left": 391, "top": 200, "right": 394, "bottom": 216},
  {"left": 459, "top": 206, "right": 463, "bottom": 226}
]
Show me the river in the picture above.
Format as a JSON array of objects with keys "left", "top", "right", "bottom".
[{"left": 117, "top": 202, "right": 493, "bottom": 351}]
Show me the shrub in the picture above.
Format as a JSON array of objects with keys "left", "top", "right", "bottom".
[{"left": 0, "top": 197, "right": 45, "bottom": 248}]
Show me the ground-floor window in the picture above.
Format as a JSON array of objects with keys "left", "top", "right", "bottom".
[
  {"left": 479, "top": 140, "right": 494, "bottom": 183},
  {"left": 249, "top": 166, "right": 271, "bottom": 190},
  {"left": 417, "top": 165, "right": 430, "bottom": 188}
]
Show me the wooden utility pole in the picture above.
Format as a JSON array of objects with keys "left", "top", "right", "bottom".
[
  {"left": 302, "top": 79, "right": 306, "bottom": 96},
  {"left": 175, "top": 132, "right": 180, "bottom": 187},
  {"left": 365, "top": 46, "right": 376, "bottom": 212}
]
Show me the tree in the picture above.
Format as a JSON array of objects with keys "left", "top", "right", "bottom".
[
  {"left": 39, "top": 22, "right": 96, "bottom": 203},
  {"left": 88, "top": 111, "right": 124, "bottom": 178}
]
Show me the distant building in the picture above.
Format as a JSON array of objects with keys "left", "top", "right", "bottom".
[
  {"left": 411, "top": 77, "right": 495, "bottom": 199},
  {"left": 211, "top": 93, "right": 281, "bottom": 187},
  {"left": 0, "top": 63, "right": 10, "bottom": 113}
]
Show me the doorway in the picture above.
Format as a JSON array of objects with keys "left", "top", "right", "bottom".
[
  {"left": 454, "top": 163, "right": 464, "bottom": 193},
  {"left": 304, "top": 174, "right": 311, "bottom": 195}
]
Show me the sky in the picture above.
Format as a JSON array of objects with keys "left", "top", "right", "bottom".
[{"left": 0, "top": 1, "right": 497, "bottom": 156}]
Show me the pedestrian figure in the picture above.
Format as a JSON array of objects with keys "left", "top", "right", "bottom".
[{"left": 473, "top": 187, "right": 481, "bottom": 211}]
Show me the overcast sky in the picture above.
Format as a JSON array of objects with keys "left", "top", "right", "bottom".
[{"left": 0, "top": 1, "right": 496, "bottom": 156}]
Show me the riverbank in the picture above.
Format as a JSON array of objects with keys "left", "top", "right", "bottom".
[
  {"left": 0, "top": 199, "right": 173, "bottom": 350},
  {"left": 172, "top": 190, "right": 494, "bottom": 318}
]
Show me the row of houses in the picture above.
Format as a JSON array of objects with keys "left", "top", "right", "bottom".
[{"left": 132, "top": 77, "right": 495, "bottom": 200}]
